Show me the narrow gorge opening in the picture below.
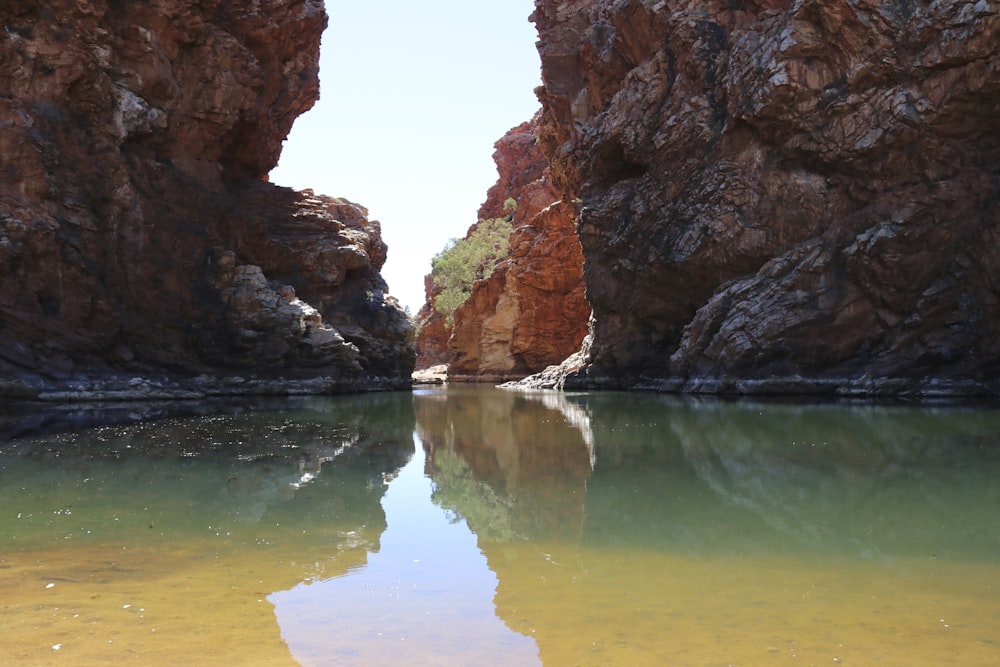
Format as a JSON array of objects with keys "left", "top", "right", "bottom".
[
  {"left": 268, "top": 1, "right": 593, "bottom": 385},
  {"left": 269, "top": 1, "right": 544, "bottom": 316},
  {"left": 4, "top": 0, "right": 996, "bottom": 399}
]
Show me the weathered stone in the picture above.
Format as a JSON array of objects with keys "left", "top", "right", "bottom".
[
  {"left": 525, "top": 0, "right": 1000, "bottom": 396},
  {"left": 415, "top": 114, "right": 590, "bottom": 382},
  {"left": 0, "top": 0, "right": 414, "bottom": 399},
  {"left": 414, "top": 275, "right": 450, "bottom": 369},
  {"left": 412, "top": 364, "right": 447, "bottom": 385},
  {"left": 448, "top": 198, "right": 590, "bottom": 382}
]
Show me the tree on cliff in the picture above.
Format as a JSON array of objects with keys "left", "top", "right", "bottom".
[{"left": 431, "top": 216, "right": 514, "bottom": 325}]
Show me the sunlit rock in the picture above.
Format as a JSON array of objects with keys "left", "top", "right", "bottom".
[{"left": 416, "top": 114, "right": 590, "bottom": 381}]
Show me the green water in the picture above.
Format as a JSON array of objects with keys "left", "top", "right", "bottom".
[{"left": 1, "top": 387, "right": 999, "bottom": 665}]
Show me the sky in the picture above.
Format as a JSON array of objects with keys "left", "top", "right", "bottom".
[{"left": 269, "top": 0, "right": 543, "bottom": 313}]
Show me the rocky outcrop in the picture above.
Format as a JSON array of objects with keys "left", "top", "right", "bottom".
[
  {"left": 414, "top": 117, "right": 555, "bottom": 372},
  {"left": 447, "top": 197, "right": 590, "bottom": 382},
  {"left": 528, "top": 0, "right": 1000, "bottom": 396},
  {"left": 0, "top": 0, "right": 414, "bottom": 399},
  {"left": 414, "top": 114, "right": 589, "bottom": 382},
  {"left": 413, "top": 275, "right": 449, "bottom": 369}
]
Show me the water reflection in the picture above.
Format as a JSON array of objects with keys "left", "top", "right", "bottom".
[
  {"left": 269, "top": 439, "right": 540, "bottom": 666},
  {"left": 2, "top": 387, "right": 999, "bottom": 665},
  {"left": 416, "top": 386, "right": 594, "bottom": 543},
  {"left": 575, "top": 394, "right": 1000, "bottom": 560},
  {"left": 0, "top": 392, "right": 415, "bottom": 665},
  {"left": 415, "top": 388, "right": 1000, "bottom": 665}
]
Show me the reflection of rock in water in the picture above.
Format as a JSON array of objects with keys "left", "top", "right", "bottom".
[
  {"left": 1, "top": 392, "right": 417, "bottom": 581},
  {"left": 529, "top": 390, "right": 596, "bottom": 469},
  {"left": 0, "top": 392, "right": 418, "bottom": 667},
  {"left": 575, "top": 393, "right": 1000, "bottom": 560},
  {"left": 414, "top": 387, "right": 594, "bottom": 543}
]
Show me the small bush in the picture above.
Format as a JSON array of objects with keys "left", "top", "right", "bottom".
[{"left": 431, "top": 216, "right": 514, "bottom": 325}]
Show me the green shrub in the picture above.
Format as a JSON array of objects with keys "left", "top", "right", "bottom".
[{"left": 431, "top": 216, "right": 514, "bottom": 326}]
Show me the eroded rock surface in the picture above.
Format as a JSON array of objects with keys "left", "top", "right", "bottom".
[
  {"left": 414, "top": 275, "right": 450, "bottom": 369},
  {"left": 529, "top": 0, "right": 1000, "bottom": 396},
  {"left": 0, "top": 0, "right": 414, "bottom": 399},
  {"left": 415, "top": 115, "right": 590, "bottom": 382}
]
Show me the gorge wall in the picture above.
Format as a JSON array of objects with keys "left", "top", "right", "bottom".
[
  {"left": 415, "top": 114, "right": 589, "bottom": 382},
  {"left": 528, "top": 0, "right": 1000, "bottom": 396},
  {"left": 0, "top": 0, "right": 414, "bottom": 399}
]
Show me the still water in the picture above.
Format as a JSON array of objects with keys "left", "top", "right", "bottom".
[{"left": 1, "top": 386, "right": 999, "bottom": 665}]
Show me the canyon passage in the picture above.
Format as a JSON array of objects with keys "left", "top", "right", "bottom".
[
  {"left": 2, "top": 3, "right": 1000, "bottom": 664},
  {"left": 3, "top": 0, "right": 1000, "bottom": 398}
]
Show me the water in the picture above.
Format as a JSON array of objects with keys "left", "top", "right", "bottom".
[{"left": 1, "top": 387, "right": 999, "bottom": 665}]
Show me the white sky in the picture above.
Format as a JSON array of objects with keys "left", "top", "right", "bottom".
[{"left": 270, "top": 0, "right": 543, "bottom": 313}]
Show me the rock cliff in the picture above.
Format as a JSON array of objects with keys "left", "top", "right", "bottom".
[
  {"left": 414, "top": 115, "right": 590, "bottom": 381},
  {"left": 413, "top": 275, "right": 449, "bottom": 370},
  {"left": 528, "top": 0, "right": 1000, "bottom": 396},
  {"left": 0, "top": 0, "right": 414, "bottom": 399}
]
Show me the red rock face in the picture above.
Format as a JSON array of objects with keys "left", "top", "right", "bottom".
[
  {"left": 414, "top": 274, "right": 449, "bottom": 369},
  {"left": 447, "top": 197, "right": 590, "bottom": 382},
  {"left": 0, "top": 0, "right": 414, "bottom": 398},
  {"left": 529, "top": 0, "right": 1000, "bottom": 395},
  {"left": 414, "top": 115, "right": 590, "bottom": 382}
]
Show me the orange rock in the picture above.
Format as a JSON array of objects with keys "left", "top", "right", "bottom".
[
  {"left": 415, "top": 114, "right": 590, "bottom": 381},
  {"left": 448, "top": 200, "right": 590, "bottom": 382},
  {"left": 414, "top": 276, "right": 450, "bottom": 369}
]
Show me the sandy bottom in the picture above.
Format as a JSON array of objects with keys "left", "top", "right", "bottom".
[
  {"left": 0, "top": 538, "right": 368, "bottom": 666},
  {"left": 489, "top": 545, "right": 1000, "bottom": 666},
  {"left": 3, "top": 538, "right": 997, "bottom": 666}
]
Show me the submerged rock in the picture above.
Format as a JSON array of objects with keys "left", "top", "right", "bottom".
[
  {"left": 525, "top": 0, "right": 1000, "bottom": 396},
  {"left": 0, "top": 0, "right": 414, "bottom": 398}
]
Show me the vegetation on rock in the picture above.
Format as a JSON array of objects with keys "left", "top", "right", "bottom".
[
  {"left": 429, "top": 447, "right": 519, "bottom": 543},
  {"left": 430, "top": 215, "right": 514, "bottom": 325}
]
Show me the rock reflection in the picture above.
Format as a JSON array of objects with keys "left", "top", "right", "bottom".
[
  {"left": 269, "top": 438, "right": 541, "bottom": 667},
  {"left": 0, "top": 392, "right": 415, "bottom": 665},
  {"left": 581, "top": 394, "right": 1000, "bottom": 559},
  {"left": 414, "top": 386, "right": 594, "bottom": 543},
  {"left": 413, "top": 389, "right": 1000, "bottom": 665},
  {"left": 5, "top": 387, "right": 1000, "bottom": 665}
]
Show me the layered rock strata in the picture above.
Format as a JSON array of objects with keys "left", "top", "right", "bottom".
[
  {"left": 0, "top": 0, "right": 414, "bottom": 399},
  {"left": 528, "top": 0, "right": 1000, "bottom": 395},
  {"left": 414, "top": 115, "right": 590, "bottom": 382}
]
